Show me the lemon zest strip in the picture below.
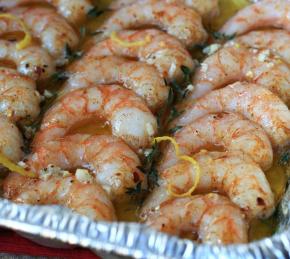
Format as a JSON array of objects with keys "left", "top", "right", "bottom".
[
  {"left": 0, "top": 153, "right": 37, "bottom": 178},
  {"left": 0, "top": 13, "right": 32, "bottom": 50},
  {"left": 153, "top": 136, "right": 201, "bottom": 198},
  {"left": 110, "top": 31, "right": 151, "bottom": 47}
]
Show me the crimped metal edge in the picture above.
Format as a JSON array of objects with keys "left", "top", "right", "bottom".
[{"left": 0, "top": 185, "right": 289, "bottom": 259}]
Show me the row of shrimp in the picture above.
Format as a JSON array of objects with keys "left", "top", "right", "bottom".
[
  {"left": 1, "top": 0, "right": 207, "bottom": 221},
  {"left": 141, "top": 0, "right": 290, "bottom": 244},
  {"left": 0, "top": 0, "right": 289, "bottom": 246}
]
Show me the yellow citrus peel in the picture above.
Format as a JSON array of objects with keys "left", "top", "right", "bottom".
[
  {"left": 0, "top": 153, "right": 37, "bottom": 178},
  {"left": 110, "top": 31, "right": 151, "bottom": 47},
  {"left": 0, "top": 13, "right": 32, "bottom": 50},
  {"left": 153, "top": 136, "right": 201, "bottom": 198}
]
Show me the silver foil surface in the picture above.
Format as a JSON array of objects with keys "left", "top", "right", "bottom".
[{"left": 0, "top": 185, "right": 289, "bottom": 259}]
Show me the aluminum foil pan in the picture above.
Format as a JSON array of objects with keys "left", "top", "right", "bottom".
[{"left": 0, "top": 185, "right": 289, "bottom": 259}]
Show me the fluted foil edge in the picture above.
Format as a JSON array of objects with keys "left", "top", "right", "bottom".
[{"left": 0, "top": 185, "right": 289, "bottom": 259}]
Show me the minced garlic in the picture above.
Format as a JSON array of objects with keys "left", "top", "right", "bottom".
[{"left": 75, "top": 168, "right": 94, "bottom": 183}]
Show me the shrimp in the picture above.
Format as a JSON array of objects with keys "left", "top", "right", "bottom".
[
  {"left": 3, "top": 173, "right": 116, "bottom": 221},
  {"left": 33, "top": 85, "right": 157, "bottom": 152},
  {"left": 0, "top": 40, "right": 55, "bottom": 81},
  {"left": 0, "top": 116, "right": 23, "bottom": 162},
  {"left": 7, "top": 7, "right": 79, "bottom": 65},
  {"left": 62, "top": 56, "right": 168, "bottom": 112},
  {"left": 88, "top": 29, "right": 195, "bottom": 82},
  {"left": 0, "top": 68, "right": 40, "bottom": 122},
  {"left": 28, "top": 134, "right": 144, "bottom": 199},
  {"left": 220, "top": 0, "right": 290, "bottom": 36},
  {"left": 109, "top": 0, "right": 219, "bottom": 21},
  {"left": 142, "top": 193, "right": 248, "bottom": 244},
  {"left": 189, "top": 45, "right": 290, "bottom": 104},
  {"left": 176, "top": 82, "right": 290, "bottom": 149},
  {"left": 160, "top": 112, "right": 273, "bottom": 171},
  {"left": 0, "top": 0, "right": 94, "bottom": 25},
  {"left": 99, "top": 1, "right": 208, "bottom": 47},
  {"left": 143, "top": 150, "right": 274, "bottom": 219},
  {"left": 234, "top": 30, "right": 290, "bottom": 63}
]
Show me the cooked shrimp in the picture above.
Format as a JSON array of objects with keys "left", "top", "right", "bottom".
[
  {"left": 234, "top": 30, "right": 290, "bottom": 63},
  {"left": 110, "top": 0, "right": 219, "bottom": 21},
  {"left": 3, "top": 173, "right": 116, "bottom": 221},
  {"left": 142, "top": 193, "right": 248, "bottom": 244},
  {"left": 220, "top": 0, "right": 290, "bottom": 36},
  {"left": 33, "top": 85, "right": 157, "bottom": 152},
  {"left": 89, "top": 29, "right": 195, "bottom": 82},
  {"left": 62, "top": 56, "right": 168, "bottom": 112},
  {"left": 0, "top": 0, "right": 94, "bottom": 24},
  {"left": 0, "top": 116, "right": 23, "bottom": 162},
  {"left": 0, "top": 40, "right": 55, "bottom": 81},
  {"left": 48, "top": 0, "right": 93, "bottom": 24},
  {"left": 160, "top": 112, "right": 273, "bottom": 171},
  {"left": 7, "top": 7, "right": 79, "bottom": 65},
  {"left": 0, "top": 68, "right": 40, "bottom": 122},
  {"left": 88, "top": 29, "right": 195, "bottom": 81},
  {"left": 28, "top": 134, "right": 144, "bottom": 199},
  {"left": 99, "top": 1, "right": 208, "bottom": 47},
  {"left": 143, "top": 150, "right": 274, "bottom": 219},
  {"left": 189, "top": 45, "right": 290, "bottom": 104},
  {"left": 176, "top": 82, "right": 290, "bottom": 149}
]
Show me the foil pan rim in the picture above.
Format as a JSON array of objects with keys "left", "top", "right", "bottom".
[{"left": 0, "top": 194, "right": 289, "bottom": 259}]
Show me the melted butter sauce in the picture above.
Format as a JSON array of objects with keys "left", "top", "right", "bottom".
[{"left": 67, "top": 118, "right": 112, "bottom": 135}]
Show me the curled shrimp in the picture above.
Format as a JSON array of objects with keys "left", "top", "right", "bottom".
[
  {"left": 0, "top": 67, "right": 40, "bottom": 122},
  {"left": 143, "top": 150, "right": 274, "bottom": 219},
  {"left": 28, "top": 134, "right": 144, "bottom": 199},
  {"left": 0, "top": 116, "right": 23, "bottom": 162},
  {"left": 220, "top": 0, "right": 290, "bottom": 36},
  {"left": 189, "top": 45, "right": 290, "bottom": 104},
  {"left": 3, "top": 173, "right": 116, "bottom": 221},
  {"left": 176, "top": 82, "right": 290, "bottom": 149},
  {"left": 63, "top": 56, "right": 169, "bottom": 112},
  {"left": 0, "top": 0, "right": 94, "bottom": 24},
  {"left": 99, "top": 1, "right": 208, "bottom": 47},
  {"left": 234, "top": 30, "right": 290, "bottom": 63},
  {"left": 109, "top": 0, "right": 219, "bottom": 21},
  {"left": 88, "top": 29, "right": 195, "bottom": 82},
  {"left": 5, "top": 6, "right": 79, "bottom": 65},
  {"left": 142, "top": 193, "right": 248, "bottom": 244},
  {"left": 0, "top": 40, "right": 55, "bottom": 81},
  {"left": 160, "top": 112, "right": 273, "bottom": 171},
  {"left": 33, "top": 85, "right": 157, "bottom": 152}
]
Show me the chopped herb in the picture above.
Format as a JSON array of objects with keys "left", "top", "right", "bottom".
[
  {"left": 126, "top": 181, "right": 142, "bottom": 195},
  {"left": 212, "top": 32, "right": 236, "bottom": 41},
  {"left": 51, "top": 71, "right": 69, "bottom": 83},
  {"left": 181, "top": 65, "right": 192, "bottom": 83},
  {"left": 167, "top": 86, "right": 174, "bottom": 106},
  {"left": 168, "top": 125, "right": 183, "bottom": 134},
  {"left": 87, "top": 7, "right": 104, "bottom": 18},
  {"left": 168, "top": 107, "right": 183, "bottom": 123},
  {"left": 156, "top": 108, "right": 164, "bottom": 130},
  {"left": 170, "top": 80, "right": 187, "bottom": 101},
  {"left": 90, "top": 30, "right": 103, "bottom": 36},
  {"left": 144, "top": 141, "right": 159, "bottom": 166},
  {"left": 194, "top": 43, "right": 207, "bottom": 50},
  {"left": 79, "top": 26, "right": 87, "bottom": 40},
  {"left": 148, "top": 167, "right": 159, "bottom": 189},
  {"left": 279, "top": 149, "right": 290, "bottom": 166},
  {"left": 64, "top": 44, "right": 83, "bottom": 63}
]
